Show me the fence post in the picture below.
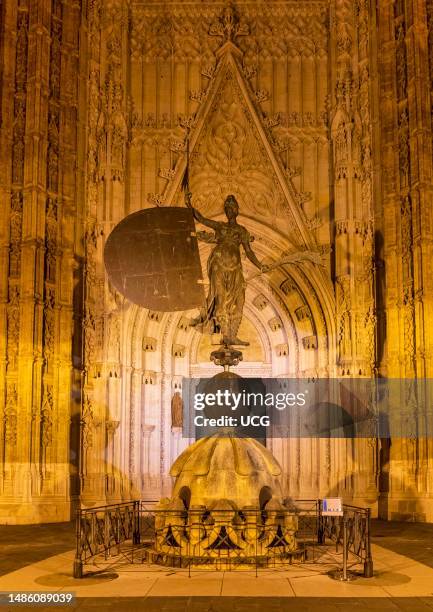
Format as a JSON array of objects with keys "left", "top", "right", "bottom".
[
  {"left": 342, "top": 515, "right": 348, "bottom": 580},
  {"left": 363, "top": 507, "right": 374, "bottom": 577},
  {"left": 116, "top": 508, "right": 121, "bottom": 555},
  {"left": 104, "top": 511, "right": 110, "bottom": 560},
  {"left": 317, "top": 499, "right": 325, "bottom": 544},
  {"left": 73, "top": 508, "right": 83, "bottom": 579},
  {"left": 329, "top": 512, "right": 355, "bottom": 581},
  {"left": 133, "top": 500, "right": 141, "bottom": 545}
]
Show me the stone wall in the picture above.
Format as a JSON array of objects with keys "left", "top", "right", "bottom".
[
  {"left": 1, "top": 0, "right": 433, "bottom": 523},
  {"left": 0, "top": 0, "right": 82, "bottom": 523}
]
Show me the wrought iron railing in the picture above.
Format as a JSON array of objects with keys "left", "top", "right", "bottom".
[
  {"left": 140, "top": 505, "right": 303, "bottom": 573},
  {"left": 319, "top": 503, "right": 373, "bottom": 577},
  {"left": 73, "top": 498, "right": 373, "bottom": 578},
  {"left": 73, "top": 501, "right": 141, "bottom": 578},
  {"left": 288, "top": 498, "right": 321, "bottom": 543}
]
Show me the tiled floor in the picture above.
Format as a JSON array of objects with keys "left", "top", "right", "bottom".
[{"left": 1, "top": 520, "right": 433, "bottom": 610}]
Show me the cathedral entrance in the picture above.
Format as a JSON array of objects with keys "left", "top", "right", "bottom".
[{"left": 77, "top": 0, "right": 379, "bottom": 515}]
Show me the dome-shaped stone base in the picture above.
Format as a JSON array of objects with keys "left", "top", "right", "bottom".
[
  {"left": 170, "top": 435, "right": 283, "bottom": 508},
  {"left": 147, "top": 435, "right": 298, "bottom": 566}
]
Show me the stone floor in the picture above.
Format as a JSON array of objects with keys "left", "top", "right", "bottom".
[
  {"left": 371, "top": 519, "right": 433, "bottom": 568},
  {"left": 0, "top": 520, "right": 433, "bottom": 610},
  {"left": 0, "top": 521, "right": 75, "bottom": 577}
]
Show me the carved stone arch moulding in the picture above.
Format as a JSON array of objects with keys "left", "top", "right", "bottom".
[
  {"left": 242, "top": 218, "right": 334, "bottom": 361},
  {"left": 268, "top": 269, "right": 331, "bottom": 366},
  {"left": 125, "top": 305, "right": 147, "bottom": 370},
  {"left": 242, "top": 303, "right": 274, "bottom": 363},
  {"left": 294, "top": 268, "right": 330, "bottom": 343},
  {"left": 247, "top": 281, "right": 297, "bottom": 352}
]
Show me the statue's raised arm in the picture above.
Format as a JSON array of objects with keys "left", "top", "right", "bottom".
[{"left": 185, "top": 191, "right": 220, "bottom": 230}]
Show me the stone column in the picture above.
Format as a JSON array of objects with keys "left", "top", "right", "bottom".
[
  {"left": 105, "top": 420, "right": 119, "bottom": 498},
  {"left": 376, "top": 0, "right": 433, "bottom": 521},
  {"left": 141, "top": 424, "right": 155, "bottom": 499},
  {"left": 171, "top": 427, "right": 183, "bottom": 466},
  {"left": 0, "top": 0, "right": 82, "bottom": 523}
]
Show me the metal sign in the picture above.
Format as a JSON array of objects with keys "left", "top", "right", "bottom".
[
  {"left": 322, "top": 498, "right": 343, "bottom": 516},
  {"left": 104, "top": 207, "right": 204, "bottom": 311}
]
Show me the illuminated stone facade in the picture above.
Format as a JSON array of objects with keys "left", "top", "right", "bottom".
[{"left": 0, "top": 0, "right": 433, "bottom": 523}]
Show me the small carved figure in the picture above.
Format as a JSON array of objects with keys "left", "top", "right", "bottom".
[{"left": 171, "top": 391, "right": 183, "bottom": 428}]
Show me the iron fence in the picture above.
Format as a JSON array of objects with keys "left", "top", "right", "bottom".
[
  {"left": 73, "top": 498, "right": 373, "bottom": 578},
  {"left": 139, "top": 504, "right": 303, "bottom": 574},
  {"left": 73, "top": 501, "right": 140, "bottom": 578},
  {"left": 288, "top": 498, "right": 321, "bottom": 543},
  {"left": 319, "top": 503, "right": 373, "bottom": 577}
]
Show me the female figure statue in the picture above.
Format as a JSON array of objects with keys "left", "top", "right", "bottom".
[
  {"left": 171, "top": 391, "right": 184, "bottom": 428},
  {"left": 186, "top": 194, "right": 268, "bottom": 346}
]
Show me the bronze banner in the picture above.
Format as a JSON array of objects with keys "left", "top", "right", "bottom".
[{"left": 104, "top": 207, "right": 204, "bottom": 311}]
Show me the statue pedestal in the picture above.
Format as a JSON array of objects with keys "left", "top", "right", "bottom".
[
  {"left": 149, "top": 342, "right": 299, "bottom": 567},
  {"left": 210, "top": 345, "right": 243, "bottom": 369},
  {"left": 149, "top": 435, "right": 299, "bottom": 567}
]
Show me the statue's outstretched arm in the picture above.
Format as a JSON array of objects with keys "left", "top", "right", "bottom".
[
  {"left": 185, "top": 192, "right": 219, "bottom": 230},
  {"left": 242, "top": 234, "right": 266, "bottom": 271}
]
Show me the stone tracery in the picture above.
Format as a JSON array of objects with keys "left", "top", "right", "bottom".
[{"left": 0, "top": 0, "right": 432, "bottom": 524}]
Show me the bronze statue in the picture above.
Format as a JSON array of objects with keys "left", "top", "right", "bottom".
[{"left": 186, "top": 193, "right": 269, "bottom": 346}]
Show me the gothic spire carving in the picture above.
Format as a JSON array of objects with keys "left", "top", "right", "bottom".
[
  {"left": 209, "top": 3, "right": 249, "bottom": 47},
  {"left": 163, "top": 39, "right": 318, "bottom": 253}
]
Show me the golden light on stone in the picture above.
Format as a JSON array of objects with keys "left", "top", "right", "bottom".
[
  {"left": 1, "top": 0, "right": 433, "bottom": 534},
  {"left": 170, "top": 436, "right": 283, "bottom": 508},
  {"left": 149, "top": 435, "right": 298, "bottom": 565}
]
